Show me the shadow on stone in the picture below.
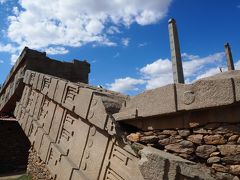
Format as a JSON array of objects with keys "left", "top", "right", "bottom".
[{"left": 0, "top": 120, "right": 30, "bottom": 176}]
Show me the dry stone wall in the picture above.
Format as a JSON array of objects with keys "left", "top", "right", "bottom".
[
  {"left": 13, "top": 70, "right": 240, "bottom": 180},
  {"left": 1, "top": 48, "right": 240, "bottom": 179},
  {"left": 127, "top": 122, "right": 240, "bottom": 177}
]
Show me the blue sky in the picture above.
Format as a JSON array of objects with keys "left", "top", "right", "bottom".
[{"left": 0, "top": 0, "right": 240, "bottom": 95}]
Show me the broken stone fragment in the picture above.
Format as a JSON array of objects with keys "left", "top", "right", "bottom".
[
  {"left": 193, "top": 128, "right": 212, "bottom": 134},
  {"left": 177, "top": 129, "right": 190, "bottom": 137},
  {"left": 143, "top": 131, "right": 154, "bottom": 136},
  {"left": 217, "top": 145, "right": 240, "bottom": 156},
  {"left": 212, "top": 164, "right": 229, "bottom": 173},
  {"left": 158, "top": 136, "right": 182, "bottom": 146},
  {"left": 178, "top": 153, "right": 194, "bottom": 161},
  {"left": 210, "top": 151, "right": 220, "bottom": 157},
  {"left": 228, "top": 135, "right": 239, "bottom": 142},
  {"left": 196, "top": 145, "right": 217, "bottom": 158},
  {"left": 160, "top": 130, "right": 178, "bottom": 136},
  {"left": 127, "top": 132, "right": 141, "bottom": 142},
  {"left": 139, "top": 135, "right": 159, "bottom": 144},
  {"left": 221, "top": 154, "right": 240, "bottom": 164},
  {"left": 165, "top": 140, "right": 194, "bottom": 154},
  {"left": 237, "top": 137, "right": 240, "bottom": 144},
  {"left": 189, "top": 122, "right": 200, "bottom": 128},
  {"left": 230, "top": 165, "right": 240, "bottom": 175},
  {"left": 187, "top": 134, "right": 203, "bottom": 144},
  {"left": 207, "top": 156, "right": 220, "bottom": 164},
  {"left": 158, "top": 134, "right": 169, "bottom": 140},
  {"left": 204, "top": 135, "right": 226, "bottom": 145},
  {"left": 213, "top": 125, "right": 240, "bottom": 135}
]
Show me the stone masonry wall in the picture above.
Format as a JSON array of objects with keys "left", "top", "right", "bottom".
[{"left": 127, "top": 122, "right": 240, "bottom": 178}]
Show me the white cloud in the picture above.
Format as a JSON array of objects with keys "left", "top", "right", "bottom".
[
  {"left": 44, "top": 47, "right": 69, "bottom": 55},
  {"left": 107, "top": 52, "right": 227, "bottom": 93},
  {"left": 139, "top": 58, "right": 173, "bottom": 89},
  {"left": 107, "top": 77, "right": 145, "bottom": 93},
  {"left": 0, "top": 43, "right": 18, "bottom": 54},
  {"left": 5, "top": 0, "right": 171, "bottom": 56},
  {"left": 121, "top": 38, "right": 130, "bottom": 46},
  {"left": 195, "top": 67, "right": 222, "bottom": 80},
  {"left": 140, "top": 58, "right": 172, "bottom": 78},
  {"left": 0, "top": 0, "right": 6, "bottom": 4},
  {"left": 138, "top": 42, "right": 147, "bottom": 47},
  {"left": 181, "top": 53, "right": 199, "bottom": 60},
  {"left": 85, "top": 19, "right": 104, "bottom": 35},
  {"left": 235, "top": 60, "right": 240, "bottom": 69},
  {"left": 107, "top": 26, "right": 120, "bottom": 34},
  {"left": 10, "top": 54, "right": 19, "bottom": 65},
  {"left": 183, "top": 52, "right": 225, "bottom": 77},
  {"left": 12, "top": 7, "right": 19, "bottom": 16},
  {"left": 0, "top": 60, "right": 4, "bottom": 63}
]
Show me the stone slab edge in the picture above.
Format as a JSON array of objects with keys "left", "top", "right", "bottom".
[{"left": 114, "top": 71, "right": 240, "bottom": 121}]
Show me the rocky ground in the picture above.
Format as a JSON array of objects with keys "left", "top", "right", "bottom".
[
  {"left": 27, "top": 148, "right": 52, "bottom": 180},
  {"left": 126, "top": 122, "right": 240, "bottom": 178}
]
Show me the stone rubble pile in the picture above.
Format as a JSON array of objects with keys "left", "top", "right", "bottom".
[
  {"left": 27, "top": 148, "right": 53, "bottom": 180},
  {"left": 127, "top": 122, "right": 240, "bottom": 177}
]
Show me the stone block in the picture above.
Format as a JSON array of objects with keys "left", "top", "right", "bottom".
[
  {"left": 80, "top": 127, "right": 109, "bottom": 180},
  {"left": 19, "top": 111, "right": 29, "bottom": 130},
  {"left": 21, "top": 86, "right": 31, "bottom": 108},
  {"left": 24, "top": 115, "right": 33, "bottom": 136},
  {"left": 177, "top": 78, "right": 235, "bottom": 111},
  {"left": 47, "top": 78, "right": 58, "bottom": 99},
  {"left": 49, "top": 105, "right": 65, "bottom": 142},
  {"left": 100, "top": 140, "right": 143, "bottom": 180},
  {"left": 41, "top": 75, "right": 52, "bottom": 95},
  {"left": 23, "top": 70, "right": 36, "bottom": 85},
  {"left": 36, "top": 73, "right": 44, "bottom": 91},
  {"left": 71, "top": 170, "right": 88, "bottom": 180},
  {"left": 61, "top": 82, "right": 79, "bottom": 111},
  {"left": 37, "top": 97, "right": 56, "bottom": 133},
  {"left": 233, "top": 76, "right": 240, "bottom": 102},
  {"left": 87, "top": 94, "right": 108, "bottom": 129},
  {"left": 23, "top": 70, "right": 31, "bottom": 84},
  {"left": 28, "top": 121, "right": 39, "bottom": 144},
  {"left": 33, "top": 127, "right": 45, "bottom": 151},
  {"left": 16, "top": 104, "right": 23, "bottom": 123},
  {"left": 54, "top": 80, "right": 66, "bottom": 104},
  {"left": 115, "top": 84, "right": 176, "bottom": 121},
  {"left": 67, "top": 117, "right": 90, "bottom": 168},
  {"left": 39, "top": 134, "right": 52, "bottom": 162},
  {"left": 218, "top": 145, "right": 240, "bottom": 156},
  {"left": 56, "top": 111, "right": 90, "bottom": 167},
  {"left": 42, "top": 100, "right": 56, "bottom": 134},
  {"left": 32, "top": 73, "right": 40, "bottom": 90},
  {"left": 25, "top": 90, "right": 38, "bottom": 115},
  {"left": 56, "top": 156, "right": 77, "bottom": 180},
  {"left": 74, "top": 88, "right": 93, "bottom": 120},
  {"left": 46, "top": 143, "right": 62, "bottom": 179},
  {"left": 32, "top": 93, "right": 44, "bottom": 120}
]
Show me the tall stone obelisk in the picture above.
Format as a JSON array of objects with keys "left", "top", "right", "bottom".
[
  {"left": 224, "top": 43, "right": 235, "bottom": 71},
  {"left": 168, "top": 18, "right": 184, "bottom": 84}
]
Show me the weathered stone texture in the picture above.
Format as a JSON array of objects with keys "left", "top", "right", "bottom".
[
  {"left": 27, "top": 148, "right": 52, "bottom": 180},
  {"left": 3, "top": 48, "right": 240, "bottom": 179},
  {"left": 0, "top": 47, "right": 90, "bottom": 116}
]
